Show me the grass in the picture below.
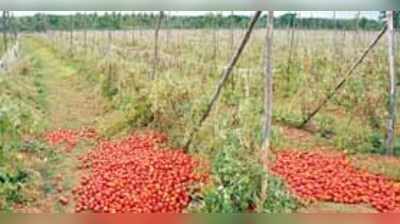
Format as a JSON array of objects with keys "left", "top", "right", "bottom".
[
  {"left": 0, "top": 37, "right": 50, "bottom": 210},
  {"left": 0, "top": 35, "right": 106, "bottom": 212}
]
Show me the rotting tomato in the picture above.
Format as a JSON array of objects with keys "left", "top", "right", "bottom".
[
  {"left": 70, "top": 131, "right": 208, "bottom": 213},
  {"left": 271, "top": 150, "right": 400, "bottom": 212},
  {"left": 44, "top": 127, "right": 98, "bottom": 152}
]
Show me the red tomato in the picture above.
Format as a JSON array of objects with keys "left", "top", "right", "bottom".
[
  {"left": 65, "top": 131, "right": 209, "bottom": 213},
  {"left": 271, "top": 150, "right": 400, "bottom": 212}
]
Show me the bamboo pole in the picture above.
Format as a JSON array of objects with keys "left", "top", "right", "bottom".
[
  {"left": 150, "top": 11, "right": 164, "bottom": 80},
  {"left": 258, "top": 10, "right": 274, "bottom": 212},
  {"left": 2, "top": 10, "right": 8, "bottom": 53},
  {"left": 299, "top": 25, "right": 388, "bottom": 128},
  {"left": 183, "top": 11, "right": 262, "bottom": 151},
  {"left": 385, "top": 11, "right": 397, "bottom": 155},
  {"left": 261, "top": 11, "right": 274, "bottom": 150},
  {"left": 69, "top": 15, "right": 74, "bottom": 54}
]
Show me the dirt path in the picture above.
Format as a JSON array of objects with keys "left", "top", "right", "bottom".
[
  {"left": 17, "top": 36, "right": 104, "bottom": 213},
  {"left": 28, "top": 38, "right": 101, "bottom": 129}
]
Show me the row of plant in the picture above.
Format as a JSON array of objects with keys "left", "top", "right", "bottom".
[
  {"left": 43, "top": 30, "right": 303, "bottom": 212},
  {"left": 62, "top": 29, "right": 400, "bottom": 155},
  {"left": 43, "top": 26, "right": 400, "bottom": 211},
  {"left": 0, "top": 40, "right": 54, "bottom": 210}
]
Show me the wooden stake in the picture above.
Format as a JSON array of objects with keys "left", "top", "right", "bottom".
[
  {"left": 258, "top": 11, "right": 274, "bottom": 212},
  {"left": 299, "top": 25, "right": 388, "bottom": 128},
  {"left": 385, "top": 11, "right": 397, "bottom": 155},
  {"left": 2, "top": 10, "right": 8, "bottom": 53},
  {"left": 69, "top": 15, "right": 73, "bottom": 54},
  {"left": 261, "top": 11, "right": 274, "bottom": 151},
  {"left": 183, "top": 11, "right": 262, "bottom": 151},
  {"left": 150, "top": 11, "right": 164, "bottom": 80}
]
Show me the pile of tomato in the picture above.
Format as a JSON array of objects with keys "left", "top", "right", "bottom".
[
  {"left": 44, "top": 128, "right": 97, "bottom": 152},
  {"left": 44, "top": 129, "right": 78, "bottom": 151},
  {"left": 271, "top": 150, "right": 400, "bottom": 212},
  {"left": 73, "top": 132, "right": 208, "bottom": 213}
]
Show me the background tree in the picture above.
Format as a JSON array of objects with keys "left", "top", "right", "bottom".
[
  {"left": 150, "top": 11, "right": 164, "bottom": 80},
  {"left": 8, "top": 12, "right": 385, "bottom": 32}
]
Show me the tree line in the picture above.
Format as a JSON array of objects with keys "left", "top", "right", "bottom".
[{"left": 0, "top": 11, "right": 392, "bottom": 33}]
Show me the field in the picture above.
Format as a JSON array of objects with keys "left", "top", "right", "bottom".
[{"left": 1, "top": 18, "right": 400, "bottom": 213}]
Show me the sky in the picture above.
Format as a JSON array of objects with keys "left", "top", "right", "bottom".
[{"left": 11, "top": 11, "right": 380, "bottom": 20}]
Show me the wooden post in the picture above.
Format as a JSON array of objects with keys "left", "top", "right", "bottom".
[
  {"left": 230, "top": 11, "right": 235, "bottom": 90},
  {"left": 2, "top": 10, "right": 8, "bottom": 53},
  {"left": 69, "top": 15, "right": 73, "bottom": 54},
  {"left": 212, "top": 12, "right": 218, "bottom": 70},
  {"left": 299, "top": 25, "right": 388, "bottom": 128},
  {"left": 150, "top": 11, "right": 164, "bottom": 80},
  {"left": 84, "top": 13, "right": 88, "bottom": 55},
  {"left": 261, "top": 11, "right": 274, "bottom": 151},
  {"left": 166, "top": 11, "right": 170, "bottom": 48},
  {"left": 333, "top": 11, "right": 339, "bottom": 69},
  {"left": 258, "top": 10, "right": 274, "bottom": 212},
  {"left": 230, "top": 11, "right": 234, "bottom": 53},
  {"left": 286, "top": 12, "right": 296, "bottom": 84},
  {"left": 183, "top": 11, "right": 262, "bottom": 151},
  {"left": 354, "top": 11, "right": 361, "bottom": 45},
  {"left": 386, "top": 11, "right": 397, "bottom": 155},
  {"left": 10, "top": 12, "right": 17, "bottom": 42},
  {"left": 108, "top": 29, "right": 112, "bottom": 55},
  {"left": 131, "top": 12, "right": 135, "bottom": 46}
]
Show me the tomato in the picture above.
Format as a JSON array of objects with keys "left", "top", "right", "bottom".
[
  {"left": 44, "top": 127, "right": 98, "bottom": 152},
  {"left": 66, "top": 131, "right": 209, "bottom": 213},
  {"left": 271, "top": 150, "right": 400, "bottom": 212},
  {"left": 59, "top": 196, "right": 69, "bottom": 206}
]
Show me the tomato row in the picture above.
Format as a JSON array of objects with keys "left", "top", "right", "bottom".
[
  {"left": 271, "top": 150, "right": 400, "bottom": 212},
  {"left": 73, "top": 132, "right": 208, "bottom": 213}
]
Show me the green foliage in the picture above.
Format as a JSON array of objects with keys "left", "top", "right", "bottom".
[
  {"left": 121, "top": 95, "right": 154, "bottom": 128},
  {"left": 367, "top": 132, "right": 400, "bottom": 156},
  {"left": 263, "top": 176, "right": 301, "bottom": 213},
  {"left": 0, "top": 168, "right": 29, "bottom": 209},
  {"left": 0, "top": 54, "right": 47, "bottom": 148},
  {"left": 200, "top": 132, "right": 263, "bottom": 212},
  {"left": 315, "top": 114, "right": 399, "bottom": 156},
  {"left": 32, "top": 73, "right": 48, "bottom": 110},
  {"left": 100, "top": 76, "right": 119, "bottom": 99},
  {"left": 0, "top": 97, "right": 27, "bottom": 146},
  {"left": 273, "top": 106, "right": 304, "bottom": 127},
  {"left": 99, "top": 63, "right": 119, "bottom": 99},
  {"left": 196, "top": 132, "right": 299, "bottom": 213},
  {"left": 369, "top": 132, "right": 386, "bottom": 154},
  {"left": 315, "top": 115, "right": 335, "bottom": 138},
  {"left": 0, "top": 39, "right": 50, "bottom": 210},
  {"left": 0, "top": 85, "right": 44, "bottom": 148}
]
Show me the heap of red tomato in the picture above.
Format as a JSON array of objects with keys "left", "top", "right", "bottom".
[
  {"left": 73, "top": 132, "right": 208, "bottom": 213},
  {"left": 44, "top": 129, "right": 77, "bottom": 151},
  {"left": 271, "top": 150, "right": 400, "bottom": 212},
  {"left": 44, "top": 128, "right": 97, "bottom": 152}
]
